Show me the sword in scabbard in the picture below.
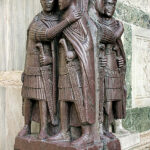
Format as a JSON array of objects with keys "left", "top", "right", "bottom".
[
  {"left": 36, "top": 43, "right": 57, "bottom": 126},
  {"left": 59, "top": 39, "right": 69, "bottom": 57},
  {"left": 51, "top": 41, "right": 57, "bottom": 115}
]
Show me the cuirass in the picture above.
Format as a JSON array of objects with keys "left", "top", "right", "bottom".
[{"left": 105, "top": 44, "right": 118, "bottom": 71}]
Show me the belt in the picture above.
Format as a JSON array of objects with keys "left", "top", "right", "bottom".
[{"left": 25, "top": 65, "right": 52, "bottom": 75}]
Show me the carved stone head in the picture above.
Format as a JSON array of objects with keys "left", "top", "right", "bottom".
[
  {"left": 104, "top": 0, "right": 117, "bottom": 17},
  {"left": 58, "top": 0, "right": 72, "bottom": 10},
  {"left": 40, "top": 0, "right": 55, "bottom": 12},
  {"left": 95, "top": 0, "right": 105, "bottom": 15}
]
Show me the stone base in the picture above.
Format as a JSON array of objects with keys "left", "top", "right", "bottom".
[
  {"left": 115, "top": 132, "right": 140, "bottom": 150},
  {"left": 14, "top": 136, "right": 103, "bottom": 150},
  {"left": 101, "top": 134, "right": 121, "bottom": 150}
]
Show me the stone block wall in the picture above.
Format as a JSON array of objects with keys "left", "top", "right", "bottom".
[
  {"left": 0, "top": 1, "right": 41, "bottom": 149},
  {"left": 114, "top": 0, "right": 150, "bottom": 133},
  {"left": 0, "top": 0, "right": 150, "bottom": 150}
]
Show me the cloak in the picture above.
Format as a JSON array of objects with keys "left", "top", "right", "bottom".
[
  {"left": 22, "top": 12, "right": 58, "bottom": 125},
  {"left": 63, "top": 15, "right": 96, "bottom": 124}
]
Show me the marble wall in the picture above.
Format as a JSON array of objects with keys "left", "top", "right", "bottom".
[
  {"left": 114, "top": 1, "right": 150, "bottom": 133},
  {"left": 0, "top": 0, "right": 41, "bottom": 71},
  {"left": 132, "top": 27, "right": 150, "bottom": 108},
  {"left": 0, "top": 0, "right": 41, "bottom": 149}
]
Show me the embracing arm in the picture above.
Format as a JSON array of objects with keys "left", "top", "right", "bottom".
[
  {"left": 29, "top": 10, "right": 81, "bottom": 42},
  {"left": 46, "top": 18, "right": 71, "bottom": 40}
]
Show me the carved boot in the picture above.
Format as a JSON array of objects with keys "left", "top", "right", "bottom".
[
  {"left": 48, "top": 101, "right": 70, "bottom": 141},
  {"left": 38, "top": 101, "right": 49, "bottom": 140},
  {"left": 103, "top": 130, "right": 116, "bottom": 139},
  {"left": 48, "top": 130, "right": 70, "bottom": 141},
  {"left": 71, "top": 125, "right": 94, "bottom": 147},
  {"left": 18, "top": 124, "right": 31, "bottom": 137},
  {"left": 38, "top": 128, "right": 49, "bottom": 140}
]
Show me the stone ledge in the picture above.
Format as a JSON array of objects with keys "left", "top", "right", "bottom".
[
  {"left": 131, "top": 130, "right": 150, "bottom": 150},
  {"left": 116, "top": 132, "right": 140, "bottom": 150},
  {"left": 0, "top": 71, "right": 22, "bottom": 87},
  {"left": 116, "top": 130, "right": 150, "bottom": 150},
  {"left": 14, "top": 136, "right": 103, "bottom": 150}
]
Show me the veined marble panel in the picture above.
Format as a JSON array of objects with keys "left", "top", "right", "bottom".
[
  {"left": 132, "top": 26, "right": 150, "bottom": 108},
  {"left": 118, "top": 0, "right": 150, "bottom": 14}
]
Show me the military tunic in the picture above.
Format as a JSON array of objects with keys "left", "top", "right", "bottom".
[
  {"left": 100, "top": 17, "right": 124, "bottom": 102},
  {"left": 99, "top": 17, "right": 127, "bottom": 120},
  {"left": 58, "top": 37, "right": 86, "bottom": 126},
  {"left": 22, "top": 12, "right": 58, "bottom": 101}
]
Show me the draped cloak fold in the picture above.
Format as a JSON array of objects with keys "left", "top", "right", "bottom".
[{"left": 63, "top": 15, "right": 96, "bottom": 124}]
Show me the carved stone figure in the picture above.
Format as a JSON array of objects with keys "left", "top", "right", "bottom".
[
  {"left": 15, "top": 0, "right": 127, "bottom": 149},
  {"left": 18, "top": 0, "right": 81, "bottom": 140},
  {"left": 96, "top": 0, "right": 127, "bottom": 133},
  {"left": 48, "top": 0, "right": 96, "bottom": 146}
]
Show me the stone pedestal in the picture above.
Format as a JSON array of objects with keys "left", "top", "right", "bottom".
[
  {"left": 14, "top": 136, "right": 103, "bottom": 150},
  {"left": 116, "top": 133, "right": 140, "bottom": 150}
]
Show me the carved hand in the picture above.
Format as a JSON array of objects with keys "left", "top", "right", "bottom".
[
  {"left": 66, "top": 8, "right": 82, "bottom": 24},
  {"left": 117, "top": 56, "right": 124, "bottom": 68},
  {"left": 99, "top": 56, "right": 107, "bottom": 67},
  {"left": 66, "top": 51, "right": 77, "bottom": 61},
  {"left": 40, "top": 55, "right": 52, "bottom": 66}
]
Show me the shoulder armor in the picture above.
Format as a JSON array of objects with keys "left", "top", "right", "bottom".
[{"left": 33, "top": 12, "right": 42, "bottom": 22}]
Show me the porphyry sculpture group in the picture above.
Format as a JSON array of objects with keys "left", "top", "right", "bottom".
[{"left": 15, "top": 0, "right": 127, "bottom": 149}]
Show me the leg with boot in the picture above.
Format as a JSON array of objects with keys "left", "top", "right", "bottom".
[
  {"left": 103, "top": 102, "right": 116, "bottom": 139},
  {"left": 71, "top": 101, "right": 94, "bottom": 147},
  {"left": 71, "top": 124, "right": 94, "bottom": 147},
  {"left": 113, "top": 101, "right": 129, "bottom": 135},
  {"left": 18, "top": 99, "right": 33, "bottom": 137},
  {"left": 38, "top": 100, "right": 49, "bottom": 140},
  {"left": 48, "top": 101, "right": 70, "bottom": 141}
]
